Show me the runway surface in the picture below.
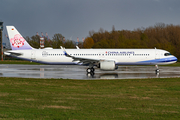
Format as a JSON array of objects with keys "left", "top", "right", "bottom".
[{"left": 0, "top": 64, "right": 180, "bottom": 79}]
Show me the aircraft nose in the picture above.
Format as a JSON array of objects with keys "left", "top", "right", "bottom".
[{"left": 173, "top": 56, "right": 178, "bottom": 62}]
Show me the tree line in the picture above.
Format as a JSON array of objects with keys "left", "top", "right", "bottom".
[
  {"left": 25, "top": 33, "right": 76, "bottom": 49},
  {"left": 26, "top": 23, "right": 180, "bottom": 59}
]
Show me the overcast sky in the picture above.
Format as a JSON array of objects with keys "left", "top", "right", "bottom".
[{"left": 1, "top": 0, "right": 180, "bottom": 45}]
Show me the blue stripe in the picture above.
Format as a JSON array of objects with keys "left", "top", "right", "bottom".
[
  {"left": 138, "top": 57, "right": 177, "bottom": 63},
  {"left": 116, "top": 57, "right": 177, "bottom": 65}
]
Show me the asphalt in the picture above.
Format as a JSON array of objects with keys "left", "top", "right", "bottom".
[{"left": 0, "top": 64, "right": 180, "bottom": 79}]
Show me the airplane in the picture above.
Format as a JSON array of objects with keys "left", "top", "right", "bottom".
[{"left": 4, "top": 26, "right": 177, "bottom": 75}]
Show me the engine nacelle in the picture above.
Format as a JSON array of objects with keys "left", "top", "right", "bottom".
[{"left": 99, "top": 61, "right": 118, "bottom": 71}]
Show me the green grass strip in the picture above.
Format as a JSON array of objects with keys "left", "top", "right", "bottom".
[
  {"left": 0, "top": 77, "right": 180, "bottom": 119},
  {"left": 0, "top": 60, "right": 41, "bottom": 65}
]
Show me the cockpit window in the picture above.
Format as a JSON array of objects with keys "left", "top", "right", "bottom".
[{"left": 164, "top": 53, "right": 171, "bottom": 56}]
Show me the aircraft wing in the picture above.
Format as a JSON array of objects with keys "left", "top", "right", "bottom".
[
  {"left": 72, "top": 56, "right": 100, "bottom": 65},
  {"left": 60, "top": 46, "right": 104, "bottom": 65}
]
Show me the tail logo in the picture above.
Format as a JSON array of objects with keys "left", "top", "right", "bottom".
[{"left": 10, "top": 34, "right": 25, "bottom": 48}]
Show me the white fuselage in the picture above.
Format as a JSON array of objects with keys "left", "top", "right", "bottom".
[{"left": 6, "top": 48, "right": 177, "bottom": 65}]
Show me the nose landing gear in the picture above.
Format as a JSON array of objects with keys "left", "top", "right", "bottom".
[{"left": 155, "top": 65, "right": 160, "bottom": 74}]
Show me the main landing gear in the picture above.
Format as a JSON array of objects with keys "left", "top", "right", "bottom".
[
  {"left": 86, "top": 67, "right": 95, "bottom": 73},
  {"left": 155, "top": 65, "right": 160, "bottom": 74},
  {"left": 86, "top": 67, "right": 95, "bottom": 77}
]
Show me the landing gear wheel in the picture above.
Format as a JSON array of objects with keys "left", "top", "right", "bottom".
[
  {"left": 86, "top": 68, "right": 95, "bottom": 77},
  {"left": 86, "top": 67, "right": 95, "bottom": 73},
  {"left": 91, "top": 67, "right": 95, "bottom": 72},
  {"left": 155, "top": 69, "right": 160, "bottom": 74},
  {"left": 87, "top": 72, "right": 94, "bottom": 77},
  {"left": 87, "top": 68, "right": 91, "bottom": 73},
  {"left": 86, "top": 67, "right": 95, "bottom": 77}
]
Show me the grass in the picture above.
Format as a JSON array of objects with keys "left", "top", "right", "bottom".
[
  {"left": 0, "top": 77, "right": 180, "bottom": 119},
  {"left": 0, "top": 60, "right": 41, "bottom": 65}
]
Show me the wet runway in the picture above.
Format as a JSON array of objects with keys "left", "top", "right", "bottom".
[{"left": 0, "top": 64, "right": 180, "bottom": 79}]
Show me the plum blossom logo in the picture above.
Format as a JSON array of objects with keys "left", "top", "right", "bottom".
[{"left": 10, "top": 34, "right": 25, "bottom": 48}]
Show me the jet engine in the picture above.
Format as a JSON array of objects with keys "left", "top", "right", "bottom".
[{"left": 98, "top": 61, "right": 118, "bottom": 71}]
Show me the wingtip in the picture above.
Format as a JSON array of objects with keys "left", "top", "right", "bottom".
[{"left": 63, "top": 51, "right": 68, "bottom": 56}]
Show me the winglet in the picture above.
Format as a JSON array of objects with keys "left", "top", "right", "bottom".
[
  {"left": 76, "top": 46, "right": 80, "bottom": 49},
  {"left": 60, "top": 46, "right": 71, "bottom": 57},
  {"left": 60, "top": 46, "right": 64, "bottom": 51}
]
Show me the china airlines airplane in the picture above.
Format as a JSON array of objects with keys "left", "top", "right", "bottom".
[{"left": 4, "top": 26, "right": 177, "bottom": 75}]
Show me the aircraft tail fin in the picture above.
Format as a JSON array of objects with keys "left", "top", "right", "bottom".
[{"left": 6, "top": 26, "right": 33, "bottom": 50}]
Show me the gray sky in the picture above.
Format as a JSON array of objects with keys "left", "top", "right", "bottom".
[{"left": 1, "top": 0, "right": 180, "bottom": 44}]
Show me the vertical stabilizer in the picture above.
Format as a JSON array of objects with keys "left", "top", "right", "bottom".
[{"left": 6, "top": 26, "right": 33, "bottom": 50}]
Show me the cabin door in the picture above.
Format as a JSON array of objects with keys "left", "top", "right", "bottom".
[
  {"left": 31, "top": 50, "right": 36, "bottom": 60},
  {"left": 155, "top": 50, "right": 160, "bottom": 59}
]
